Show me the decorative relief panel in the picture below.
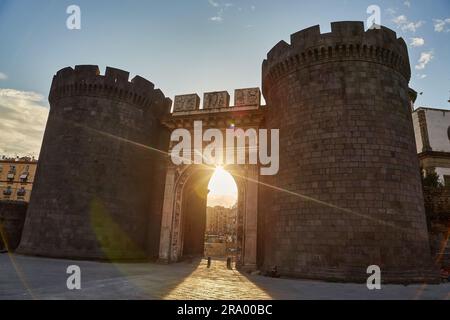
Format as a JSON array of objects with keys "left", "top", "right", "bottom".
[
  {"left": 203, "top": 91, "right": 230, "bottom": 109},
  {"left": 173, "top": 94, "right": 200, "bottom": 112},
  {"left": 234, "top": 88, "right": 261, "bottom": 107}
]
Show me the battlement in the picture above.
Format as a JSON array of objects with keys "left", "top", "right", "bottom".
[
  {"left": 262, "top": 21, "right": 411, "bottom": 94},
  {"left": 49, "top": 65, "right": 171, "bottom": 115},
  {"left": 172, "top": 88, "right": 261, "bottom": 113}
]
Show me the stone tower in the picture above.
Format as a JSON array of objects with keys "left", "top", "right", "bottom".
[
  {"left": 260, "top": 22, "right": 436, "bottom": 282},
  {"left": 18, "top": 65, "right": 171, "bottom": 260}
]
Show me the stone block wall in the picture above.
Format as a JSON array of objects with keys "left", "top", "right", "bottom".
[
  {"left": 424, "top": 187, "right": 450, "bottom": 267},
  {"left": 260, "top": 22, "right": 437, "bottom": 282},
  {"left": 17, "top": 65, "right": 171, "bottom": 261},
  {"left": 0, "top": 201, "right": 28, "bottom": 251}
]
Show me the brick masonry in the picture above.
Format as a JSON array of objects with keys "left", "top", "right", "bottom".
[{"left": 259, "top": 22, "right": 438, "bottom": 282}]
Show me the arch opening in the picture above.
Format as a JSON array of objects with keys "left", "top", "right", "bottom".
[
  {"left": 159, "top": 163, "right": 258, "bottom": 270},
  {"left": 204, "top": 166, "right": 238, "bottom": 260},
  {"left": 180, "top": 166, "right": 238, "bottom": 260}
]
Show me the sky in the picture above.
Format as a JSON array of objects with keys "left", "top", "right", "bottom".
[
  {"left": 207, "top": 166, "right": 238, "bottom": 208},
  {"left": 0, "top": 0, "right": 449, "bottom": 159}
]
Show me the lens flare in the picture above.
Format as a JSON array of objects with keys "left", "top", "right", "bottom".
[{"left": 207, "top": 166, "right": 238, "bottom": 208}]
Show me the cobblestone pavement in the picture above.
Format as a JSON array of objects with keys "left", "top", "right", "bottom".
[{"left": 0, "top": 253, "right": 449, "bottom": 300}]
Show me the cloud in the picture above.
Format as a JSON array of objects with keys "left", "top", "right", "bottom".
[
  {"left": 208, "top": 2, "right": 228, "bottom": 23},
  {"left": 417, "top": 74, "right": 427, "bottom": 79},
  {"left": 0, "top": 89, "right": 49, "bottom": 157},
  {"left": 392, "top": 15, "right": 424, "bottom": 32},
  {"left": 404, "top": 1, "right": 411, "bottom": 8},
  {"left": 433, "top": 18, "right": 450, "bottom": 32},
  {"left": 208, "top": 0, "right": 219, "bottom": 7},
  {"left": 409, "top": 37, "right": 424, "bottom": 47},
  {"left": 415, "top": 51, "right": 434, "bottom": 70},
  {"left": 0, "top": 72, "right": 7, "bottom": 81},
  {"left": 250, "top": 5, "right": 256, "bottom": 11},
  {"left": 386, "top": 8, "right": 396, "bottom": 15},
  {"left": 207, "top": 1, "right": 236, "bottom": 23},
  {"left": 209, "top": 15, "right": 223, "bottom": 22},
  {"left": 393, "top": 15, "right": 407, "bottom": 24}
]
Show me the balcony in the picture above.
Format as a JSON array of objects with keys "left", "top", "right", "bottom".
[
  {"left": 20, "top": 173, "right": 29, "bottom": 183},
  {"left": 17, "top": 188, "right": 26, "bottom": 197},
  {"left": 0, "top": 186, "right": 30, "bottom": 202}
]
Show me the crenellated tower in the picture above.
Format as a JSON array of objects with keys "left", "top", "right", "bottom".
[
  {"left": 18, "top": 65, "right": 171, "bottom": 260},
  {"left": 260, "top": 22, "right": 437, "bottom": 282}
]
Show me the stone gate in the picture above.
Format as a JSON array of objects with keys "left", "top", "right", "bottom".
[
  {"left": 17, "top": 21, "right": 440, "bottom": 283},
  {"left": 157, "top": 88, "right": 264, "bottom": 270}
]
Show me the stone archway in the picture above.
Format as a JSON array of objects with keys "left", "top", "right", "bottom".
[
  {"left": 157, "top": 88, "right": 264, "bottom": 271},
  {"left": 158, "top": 163, "right": 258, "bottom": 271}
]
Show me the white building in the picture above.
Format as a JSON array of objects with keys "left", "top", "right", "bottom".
[{"left": 412, "top": 107, "right": 450, "bottom": 185}]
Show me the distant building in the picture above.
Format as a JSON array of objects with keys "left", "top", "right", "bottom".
[
  {"left": 412, "top": 107, "right": 450, "bottom": 185},
  {"left": 0, "top": 157, "right": 38, "bottom": 202},
  {"left": 205, "top": 205, "right": 238, "bottom": 257},
  {"left": 206, "top": 205, "right": 237, "bottom": 237}
]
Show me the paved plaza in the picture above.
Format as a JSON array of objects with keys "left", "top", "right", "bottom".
[{"left": 0, "top": 253, "right": 448, "bottom": 300}]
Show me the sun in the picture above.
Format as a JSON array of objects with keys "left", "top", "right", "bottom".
[{"left": 207, "top": 166, "right": 238, "bottom": 208}]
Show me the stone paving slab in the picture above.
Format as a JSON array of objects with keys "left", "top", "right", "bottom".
[{"left": 0, "top": 254, "right": 448, "bottom": 300}]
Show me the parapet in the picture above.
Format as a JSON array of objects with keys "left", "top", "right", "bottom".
[
  {"left": 234, "top": 88, "right": 261, "bottom": 108},
  {"left": 262, "top": 21, "right": 411, "bottom": 94},
  {"left": 204, "top": 91, "right": 230, "bottom": 110},
  {"left": 49, "top": 65, "right": 170, "bottom": 115},
  {"left": 172, "top": 88, "right": 261, "bottom": 113},
  {"left": 173, "top": 94, "right": 201, "bottom": 112}
]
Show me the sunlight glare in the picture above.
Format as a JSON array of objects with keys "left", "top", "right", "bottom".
[{"left": 207, "top": 166, "right": 238, "bottom": 208}]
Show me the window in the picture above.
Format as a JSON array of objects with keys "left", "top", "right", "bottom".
[
  {"left": 8, "top": 165, "right": 16, "bottom": 174},
  {"left": 448, "top": 126, "right": 450, "bottom": 141},
  {"left": 20, "top": 172, "right": 29, "bottom": 182},
  {"left": 7, "top": 173, "right": 14, "bottom": 181},
  {"left": 17, "top": 188, "right": 26, "bottom": 197},
  {"left": 3, "top": 186, "right": 12, "bottom": 196},
  {"left": 444, "top": 175, "right": 450, "bottom": 187},
  {"left": 0, "top": 164, "right": 3, "bottom": 172}
]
